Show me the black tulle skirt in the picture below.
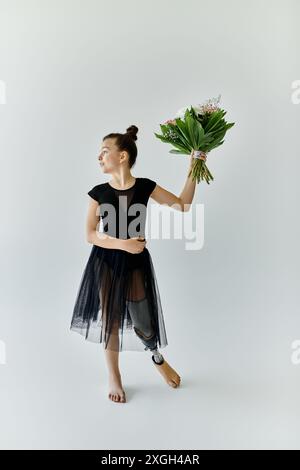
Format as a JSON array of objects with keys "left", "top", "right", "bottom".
[{"left": 70, "top": 245, "right": 168, "bottom": 352}]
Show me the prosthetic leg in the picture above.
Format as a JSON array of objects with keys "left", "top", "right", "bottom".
[{"left": 126, "top": 297, "right": 164, "bottom": 365}]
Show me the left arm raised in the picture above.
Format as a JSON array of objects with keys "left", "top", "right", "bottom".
[{"left": 149, "top": 154, "right": 196, "bottom": 212}]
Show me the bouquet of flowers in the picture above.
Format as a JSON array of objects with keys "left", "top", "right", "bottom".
[{"left": 154, "top": 94, "right": 235, "bottom": 184}]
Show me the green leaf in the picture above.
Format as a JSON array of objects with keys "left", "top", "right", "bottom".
[{"left": 174, "top": 119, "right": 191, "bottom": 147}]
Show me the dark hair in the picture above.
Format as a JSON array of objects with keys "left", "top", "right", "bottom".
[{"left": 102, "top": 125, "right": 138, "bottom": 169}]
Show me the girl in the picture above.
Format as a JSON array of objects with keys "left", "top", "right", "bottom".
[{"left": 71, "top": 125, "right": 196, "bottom": 403}]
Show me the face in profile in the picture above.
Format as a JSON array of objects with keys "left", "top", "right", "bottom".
[{"left": 98, "top": 138, "right": 126, "bottom": 174}]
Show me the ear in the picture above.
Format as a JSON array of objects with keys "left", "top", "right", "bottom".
[{"left": 121, "top": 151, "right": 129, "bottom": 162}]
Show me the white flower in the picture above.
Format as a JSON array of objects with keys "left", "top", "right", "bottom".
[
  {"left": 175, "top": 95, "right": 222, "bottom": 119},
  {"left": 196, "top": 94, "right": 222, "bottom": 113},
  {"left": 192, "top": 105, "right": 203, "bottom": 114},
  {"left": 175, "top": 106, "right": 190, "bottom": 119}
]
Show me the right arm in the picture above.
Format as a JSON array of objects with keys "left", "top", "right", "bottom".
[
  {"left": 86, "top": 198, "right": 125, "bottom": 249},
  {"left": 86, "top": 198, "right": 146, "bottom": 253}
]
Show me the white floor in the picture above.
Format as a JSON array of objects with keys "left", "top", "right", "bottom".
[{"left": 1, "top": 316, "right": 300, "bottom": 450}]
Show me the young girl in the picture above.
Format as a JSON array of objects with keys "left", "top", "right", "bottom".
[{"left": 70, "top": 125, "right": 196, "bottom": 403}]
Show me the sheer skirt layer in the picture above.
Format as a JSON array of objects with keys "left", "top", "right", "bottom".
[{"left": 70, "top": 245, "right": 168, "bottom": 352}]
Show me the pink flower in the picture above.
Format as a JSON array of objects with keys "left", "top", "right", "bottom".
[{"left": 164, "top": 119, "right": 177, "bottom": 125}]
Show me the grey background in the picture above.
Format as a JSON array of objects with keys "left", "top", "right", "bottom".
[{"left": 0, "top": 0, "right": 299, "bottom": 450}]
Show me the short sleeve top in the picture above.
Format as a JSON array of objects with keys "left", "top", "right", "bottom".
[{"left": 87, "top": 177, "right": 157, "bottom": 239}]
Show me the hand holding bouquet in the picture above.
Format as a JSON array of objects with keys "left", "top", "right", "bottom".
[{"left": 154, "top": 94, "right": 235, "bottom": 184}]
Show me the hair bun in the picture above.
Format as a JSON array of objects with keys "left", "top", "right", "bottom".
[{"left": 125, "top": 125, "right": 138, "bottom": 141}]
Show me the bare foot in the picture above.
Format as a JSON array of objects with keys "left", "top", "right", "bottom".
[
  {"left": 152, "top": 358, "right": 181, "bottom": 388},
  {"left": 108, "top": 372, "right": 126, "bottom": 403}
]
